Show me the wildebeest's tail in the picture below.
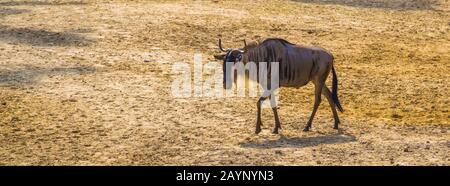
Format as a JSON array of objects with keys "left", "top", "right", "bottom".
[{"left": 331, "top": 65, "right": 344, "bottom": 112}]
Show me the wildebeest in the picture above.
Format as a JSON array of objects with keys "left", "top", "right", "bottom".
[{"left": 215, "top": 38, "right": 343, "bottom": 134}]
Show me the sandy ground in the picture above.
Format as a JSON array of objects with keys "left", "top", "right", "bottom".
[{"left": 0, "top": 0, "right": 449, "bottom": 165}]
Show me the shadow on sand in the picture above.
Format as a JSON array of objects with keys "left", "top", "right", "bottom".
[
  {"left": 0, "top": 26, "right": 94, "bottom": 46},
  {"left": 0, "top": 66, "right": 96, "bottom": 86},
  {"left": 0, "top": 1, "right": 86, "bottom": 6},
  {"left": 240, "top": 134, "right": 356, "bottom": 149},
  {"left": 0, "top": 8, "right": 30, "bottom": 16},
  {"left": 291, "top": 0, "right": 438, "bottom": 11}
]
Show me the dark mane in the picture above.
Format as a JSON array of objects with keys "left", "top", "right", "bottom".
[
  {"left": 244, "top": 38, "right": 295, "bottom": 65},
  {"left": 260, "top": 38, "right": 296, "bottom": 46}
]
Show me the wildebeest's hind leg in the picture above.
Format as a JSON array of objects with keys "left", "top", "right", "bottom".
[
  {"left": 322, "top": 86, "right": 340, "bottom": 129},
  {"left": 304, "top": 79, "right": 325, "bottom": 132},
  {"left": 255, "top": 96, "right": 268, "bottom": 134}
]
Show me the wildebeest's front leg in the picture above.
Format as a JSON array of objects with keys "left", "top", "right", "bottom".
[
  {"left": 256, "top": 91, "right": 272, "bottom": 134},
  {"left": 255, "top": 96, "right": 267, "bottom": 134},
  {"left": 272, "top": 107, "right": 281, "bottom": 134},
  {"left": 270, "top": 95, "right": 282, "bottom": 134}
]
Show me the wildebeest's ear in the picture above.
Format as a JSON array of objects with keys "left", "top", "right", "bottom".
[{"left": 213, "top": 54, "right": 225, "bottom": 60}]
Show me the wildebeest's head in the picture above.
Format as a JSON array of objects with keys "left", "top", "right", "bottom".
[{"left": 214, "top": 39, "right": 246, "bottom": 89}]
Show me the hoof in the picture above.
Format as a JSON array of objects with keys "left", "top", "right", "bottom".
[
  {"left": 303, "top": 127, "right": 310, "bottom": 132},
  {"left": 272, "top": 129, "right": 279, "bottom": 134},
  {"left": 255, "top": 127, "right": 261, "bottom": 134},
  {"left": 333, "top": 126, "right": 339, "bottom": 130}
]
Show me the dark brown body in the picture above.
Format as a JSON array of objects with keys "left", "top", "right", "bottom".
[{"left": 243, "top": 39, "right": 335, "bottom": 88}]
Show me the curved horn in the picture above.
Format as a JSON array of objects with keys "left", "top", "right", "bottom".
[
  {"left": 218, "top": 39, "right": 227, "bottom": 52},
  {"left": 243, "top": 39, "right": 247, "bottom": 48}
]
